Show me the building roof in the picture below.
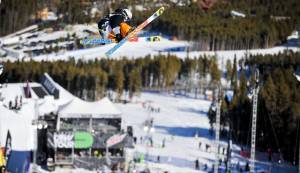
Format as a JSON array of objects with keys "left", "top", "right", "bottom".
[{"left": 58, "top": 97, "right": 121, "bottom": 119}]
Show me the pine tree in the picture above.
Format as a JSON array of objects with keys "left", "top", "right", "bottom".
[
  {"left": 129, "top": 67, "right": 142, "bottom": 99},
  {"left": 231, "top": 57, "right": 238, "bottom": 89},
  {"left": 226, "top": 59, "right": 232, "bottom": 82},
  {"left": 210, "top": 56, "right": 221, "bottom": 86},
  {"left": 114, "top": 64, "right": 124, "bottom": 102}
]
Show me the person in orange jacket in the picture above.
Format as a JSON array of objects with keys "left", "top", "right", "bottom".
[
  {"left": 0, "top": 148, "right": 6, "bottom": 173},
  {"left": 98, "top": 8, "right": 134, "bottom": 42}
]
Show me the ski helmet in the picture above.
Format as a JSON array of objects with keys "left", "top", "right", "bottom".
[
  {"left": 114, "top": 8, "right": 123, "bottom": 13},
  {"left": 122, "top": 9, "right": 132, "bottom": 21}
]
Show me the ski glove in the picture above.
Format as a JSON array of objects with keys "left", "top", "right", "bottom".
[
  {"left": 115, "top": 34, "right": 122, "bottom": 42},
  {"left": 128, "top": 27, "right": 136, "bottom": 34}
]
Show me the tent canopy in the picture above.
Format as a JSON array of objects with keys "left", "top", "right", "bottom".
[{"left": 58, "top": 97, "right": 121, "bottom": 119}]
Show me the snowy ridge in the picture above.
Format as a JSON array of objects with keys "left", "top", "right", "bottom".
[{"left": 1, "top": 23, "right": 299, "bottom": 64}]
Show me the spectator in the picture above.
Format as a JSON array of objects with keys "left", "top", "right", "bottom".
[
  {"left": 0, "top": 149, "right": 5, "bottom": 173},
  {"left": 267, "top": 148, "right": 272, "bottom": 161},
  {"left": 162, "top": 138, "right": 166, "bottom": 148},
  {"left": 140, "top": 136, "right": 143, "bottom": 144},
  {"left": 20, "top": 96, "right": 23, "bottom": 106},
  {"left": 14, "top": 96, "right": 18, "bottom": 109},
  {"left": 245, "top": 162, "right": 250, "bottom": 171},
  {"left": 150, "top": 137, "right": 153, "bottom": 147},
  {"left": 9, "top": 100, "right": 12, "bottom": 109},
  {"left": 236, "top": 161, "right": 240, "bottom": 170},
  {"left": 94, "top": 150, "right": 99, "bottom": 157},
  {"left": 195, "top": 159, "right": 199, "bottom": 170},
  {"left": 205, "top": 144, "right": 210, "bottom": 152}
]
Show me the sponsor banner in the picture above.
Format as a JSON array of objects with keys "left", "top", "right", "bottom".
[
  {"left": 74, "top": 131, "right": 94, "bottom": 149},
  {"left": 106, "top": 134, "right": 126, "bottom": 148},
  {"left": 54, "top": 132, "right": 74, "bottom": 148},
  {"left": 41, "top": 73, "right": 59, "bottom": 98},
  {"left": 80, "top": 38, "right": 114, "bottom": 45},
  {"left": 49, "top": 131, "right": 127, "bottom": 149}
]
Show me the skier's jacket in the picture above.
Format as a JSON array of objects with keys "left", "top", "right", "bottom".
[{"left": 98, "top": 11, "right": 132, "bottom": 40}]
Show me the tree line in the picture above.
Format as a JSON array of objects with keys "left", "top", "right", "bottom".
[
  {"left": 207, "top": 51, "right": 300, "bottom": 163},
  {"left": 125, "top": 0, "right": 300, "bottom": 50},
  {"left": 1, "top": 0, "right": 300, "bottom": 51},
  {"left": 0, "top": 55, "right": 220, "bottom": 101}
]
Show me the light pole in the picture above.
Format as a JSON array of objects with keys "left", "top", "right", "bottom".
[
  {"left": 294, "top": 72, "right": 300, "bottom": 173},
  {"left": 0, "top": 64, "right": 3, "bottom": 150},
  {"left": 225, "top": 91, "right": 234, "bottom": 173}
]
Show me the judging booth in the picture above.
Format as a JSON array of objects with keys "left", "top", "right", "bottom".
[{"left": 47, "top": 97, "right": 131, "bottom": 169}]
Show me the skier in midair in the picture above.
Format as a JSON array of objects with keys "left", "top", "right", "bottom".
[{"left": 98, "top": 8, "right": 134, "bottom": 43}]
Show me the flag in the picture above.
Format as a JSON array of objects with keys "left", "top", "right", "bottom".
[
  {"left": 25, "top": 80, "right": 31, "bottom": 98},
  {"left": 4, "top": 130, "right": 12, "bottom": 165}
]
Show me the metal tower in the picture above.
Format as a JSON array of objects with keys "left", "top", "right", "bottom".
[
  {"left": 250, "top": 70, "right": 259, "bottom": 173},
  {"left": 214, "top": 88, "right": 222, "bottom": 173}
]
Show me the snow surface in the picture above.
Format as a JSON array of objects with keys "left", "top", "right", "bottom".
[
  {"left": 0, "top": 83, "right": 47, "bottom": 150},
  {"left": 116, "top": 92, "right": 297, "bottom": 173},
  {"left": 32, "top": 40, "right": 297, "bottom": 60},
  {"left": 31, "top": 38, "right": 189, "bottom": 61},
  {"left": 117, "top": 92, "right": 225, "bottom": 172}
]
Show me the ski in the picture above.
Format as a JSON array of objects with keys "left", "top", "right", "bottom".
[{"left": 105, "top": 7, "right": 165, "bottom": 57}]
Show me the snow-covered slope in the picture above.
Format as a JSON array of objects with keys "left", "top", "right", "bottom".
[
  {"left": 31, "top": 38, "right": 189, "bottom": 61},
  {"left": 117, "top": 92, "right": 223, "bottom": 172},
  {"left": 1, "top": 23, "right": 299, "bottom": 64},
  {"left": 117, "top": 92, "right": 297, "bottom": 173},
  {"left": 31, "top": 40, "right": 299, "bottom": 62}
]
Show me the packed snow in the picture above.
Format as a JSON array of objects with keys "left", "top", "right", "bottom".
[
  {"left": 117, "top": 92, "right": 216, "bottom": 172},
  {"left": 115, "top": 92, "right": 297, "bottom": 173}
]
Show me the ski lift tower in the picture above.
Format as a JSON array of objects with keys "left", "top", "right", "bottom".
[
  {"left": 250, "top": 70, "right": 260, "bottom": 173},
  {"left": 214, "top": 87, "right": 222, "bottom": 173}
]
